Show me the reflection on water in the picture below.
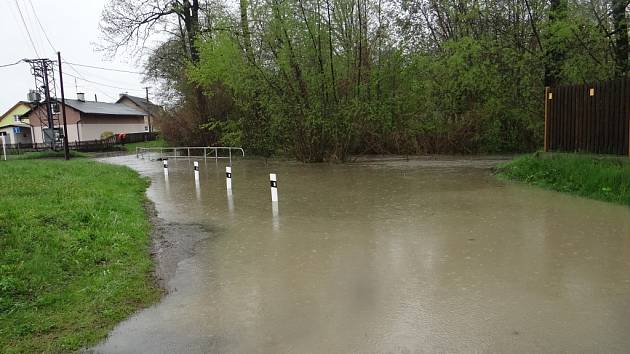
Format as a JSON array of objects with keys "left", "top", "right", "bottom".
[
  {"left": 226, "top": 189, "right": 234, "bottom": 214},
  {"left": 163, "top": 172, "right": 170, "bottom": 195},
  {"left": 95, "top": 156, "right": 630, "bottom": 354},
  {"left": 194, "top": 174, "right": 201, "bottom": 202},
  {"left": 271, "top": 201, "right": 279, "bottom": 231}
]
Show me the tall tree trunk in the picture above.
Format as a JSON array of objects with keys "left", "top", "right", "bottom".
[
  {"left": 612, "top": 0, "right": 629, "bottom": 76},
  {"left": 544, "top": 0, "right": 567, "bottom": 87},
  {"left": 182, "top": 0, "right": 207, "bottom": 121},
  {"left": 325, "top": 0, "right": 338, "bottom": 103},
  {"left": 240, "top": 0, "right": 255, "bottom": 64}
]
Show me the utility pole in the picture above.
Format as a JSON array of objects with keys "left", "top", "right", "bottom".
[
  {"left": 57, "top": 52, "right": 70, "bottom": 160},
  {"left": 144, "top": 86, "right": 152, "bottom": 133},
  {"left": 1, "top": 135, "right": 6, "bottom": 161},
  {"left": 25, "top": 58, "right": 58, "bottom": 150},
  {"left": 42, "top": 60, "right": 55, "bottom": 149}
]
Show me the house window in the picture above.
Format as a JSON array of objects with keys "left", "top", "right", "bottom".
[
  {"left": 144, "top": 126, "right": 149, "bottom": 131},
  {"left": 13, "top": 115, "right": 20, "bottom": 122},
  {"left": 0, "top": 132, "right": 6, "bottom": 136}
]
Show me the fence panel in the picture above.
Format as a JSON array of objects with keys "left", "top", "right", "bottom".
[
  {"left": 120, "top": 132, "right": 159, "bottom": 144},
  {"left": 546, "top": 78, "right": 630, "bottom": 156},
  {"left": 1, "top": 133, "right": 160, "bottom": 155}
]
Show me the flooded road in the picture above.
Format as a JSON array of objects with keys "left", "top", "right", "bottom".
[{"left": 94, "top": 156, "right": 630, "bottom": 353}]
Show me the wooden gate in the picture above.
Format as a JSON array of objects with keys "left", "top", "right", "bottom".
[{"left": 544, "top": 78, "right": 630, "bottom": 156}]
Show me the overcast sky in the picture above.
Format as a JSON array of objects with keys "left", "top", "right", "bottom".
[{"left": 0, "top": 0, "right": 153, "bottom": 112}]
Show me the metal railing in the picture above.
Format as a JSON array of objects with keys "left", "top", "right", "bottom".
[{"left": 136, "top": 146, "right": 245, "bottom": 165}]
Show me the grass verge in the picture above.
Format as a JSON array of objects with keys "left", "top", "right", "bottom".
[
  {"left": 0, "top": 159, "right": 160, "bottom": 353},
  {"left": 6, "top": 151, "right": 91, "bottom": 160},
  {"left": 497, "top": 152, "right": 630, "bottom": 206}
]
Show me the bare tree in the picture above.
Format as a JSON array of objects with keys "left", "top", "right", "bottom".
[{"left": 100, "top": 0, "right": 201, "bottom": 62}]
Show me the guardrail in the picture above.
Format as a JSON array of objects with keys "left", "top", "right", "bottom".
[{"left": 136, "top": 147, "right": 245, "bottom": 165}]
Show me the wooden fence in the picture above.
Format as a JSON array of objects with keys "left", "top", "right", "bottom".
[
  {"left": 70, "top": 136, "right": 118, "bottom": 152},
  {"left": 545, "top": 78, "right": 630, "bottom": 156},
  {"left": 2, "top": 132, "right": 159, "bottom": 155},
  {"left": 3, "top": 136, "right": 120, "bottom": 155},
  {"left": 121, "top": 132, "right": 159, "bottom": 144}
]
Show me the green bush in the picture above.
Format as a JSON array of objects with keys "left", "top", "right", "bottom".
[{"left": 100, "top": 131, "right": 114, "bottom": 139}]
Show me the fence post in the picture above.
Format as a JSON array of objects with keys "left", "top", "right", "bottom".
[
  {"left": 1, "top": 136, "right": 6, "bottom": 161},
  {"left": 544, "top": 86, "right": 550, "bottom": 152}
]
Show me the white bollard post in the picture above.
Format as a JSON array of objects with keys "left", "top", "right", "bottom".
[
  {"left": 226, "top": 166, "right": 232, "bottom": 190},
  {"left": 270, "top": 173, "right": 278, "bottom": 202},
  {"left": 1, "top": 135, "right": 6, "bottom": 161},
  {"left": 163, "top": 159, "right": 169, "bottom": 176},
  {"left": 193, "top": 161, "right": 199, "bottom": 181}
]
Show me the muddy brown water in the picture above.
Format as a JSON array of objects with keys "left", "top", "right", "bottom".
[{"left": 93, "top": 156, "right": 630, "bottom": 353}]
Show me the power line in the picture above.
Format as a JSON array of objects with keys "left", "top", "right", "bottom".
[
  {"left": 0, "top": 59, "right": 24, "bottom": 68},
  {"left": 13, "top": 0, "right": 40, "bottom": 58},
  {"left": 23, "top": 0, "right": 131, "bottom": 101},
  {"left": 27, "top": 0, "right": 56, "bottom": 55},
  {"left": 25, "top": 0, "right": 83, "bottom": 79},
  {"left": 62, "top": 62, "right": 144, "bottom": 74},
  {"left": 63, "top": 72, "right": 145, "bottom": 92},
  {"left": 22, "top": 0, "right": 47, "bottom": 56}
]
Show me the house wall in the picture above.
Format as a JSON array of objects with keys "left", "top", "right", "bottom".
[
  {"left": 32, "top": 126, "right": 44, "bottom": 144},
  {"left": 117, "top": 96, "right": 156, "bottom": 132},
  {"left": 78, "top": 114, "right": 146, "bottom": 141},
  {"left": 30, "top": 105, "right": 78, "bottom": 143},
  {"left": 0, "top": 102, "right": 31, "bottom": 127},
  {"left": 29, "top": 104, "right": 145, "bottom": 143},
  {"left": 28, "top": 104, "right": 80, "bottom": 126},
  {"left": 32, "top": 124, "right": 77, "bottom": 145},
  {"left": 0, "top": 126, "right": 32, "bottom": 144}
]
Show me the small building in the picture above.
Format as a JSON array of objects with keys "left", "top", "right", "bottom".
[
  {"left": 25, "top": 95, "right": 147, "bottom": 143},
  {"left": 0, "top": 101, "right": 34, "bottom": 144},
  {"left": 116, "top": 94, "right": 162, "bottom": 132}
]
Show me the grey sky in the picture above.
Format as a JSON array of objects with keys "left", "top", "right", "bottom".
[{"left": 0, "top": 0, "right": 152, "bottom": 112}]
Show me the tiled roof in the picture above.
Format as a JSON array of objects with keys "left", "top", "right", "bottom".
[
  {"left": 116, "top": 94, "right": 161, "bottom": 114},
  {"left": 63, "top": 99, "right": 146, "bottom": 116}
]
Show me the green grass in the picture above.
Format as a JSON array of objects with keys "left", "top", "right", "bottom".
[
  {"left": 6, "top": 151, "right": 91, "bottom": 160},
  {"left": 0, "top": 159, "right": 161, "bottom": 353},
  {"left": 122, "top": 138, "right": 167, "bottom": 152},
  {"left": 497, "top": 152, "right": 630, "bottom": 206}
]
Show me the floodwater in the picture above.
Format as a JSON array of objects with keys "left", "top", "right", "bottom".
[{"left": 94, "top": 156, "right": 630, "bottom": 353}]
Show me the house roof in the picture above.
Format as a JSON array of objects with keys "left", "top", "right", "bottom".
[
  {"left": 0, "top": 101, "right": 33, "bottom": 128},
  {"left": 116, "top": 94, "right": 161, "bottom": 115},
  {"left": 62, "top": 99, "right": 146, "bottom": 116},
  {"left": 0, "top": 123, "right": 29, "bottom": 129},
  {"left": 0, "top": 101, "right": 32, "bottom": 121}
]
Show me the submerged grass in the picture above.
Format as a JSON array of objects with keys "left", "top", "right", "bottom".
[
  {"left": 0, "top": 159, "right": 160, "bottom": 353},
  {"left": 497, "top": 152, "right": 630, "bottom": 206}
]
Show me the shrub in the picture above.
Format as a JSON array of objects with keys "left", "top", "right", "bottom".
[{"left": 100, "top": 131, "right": 114, "bottom": 139}]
